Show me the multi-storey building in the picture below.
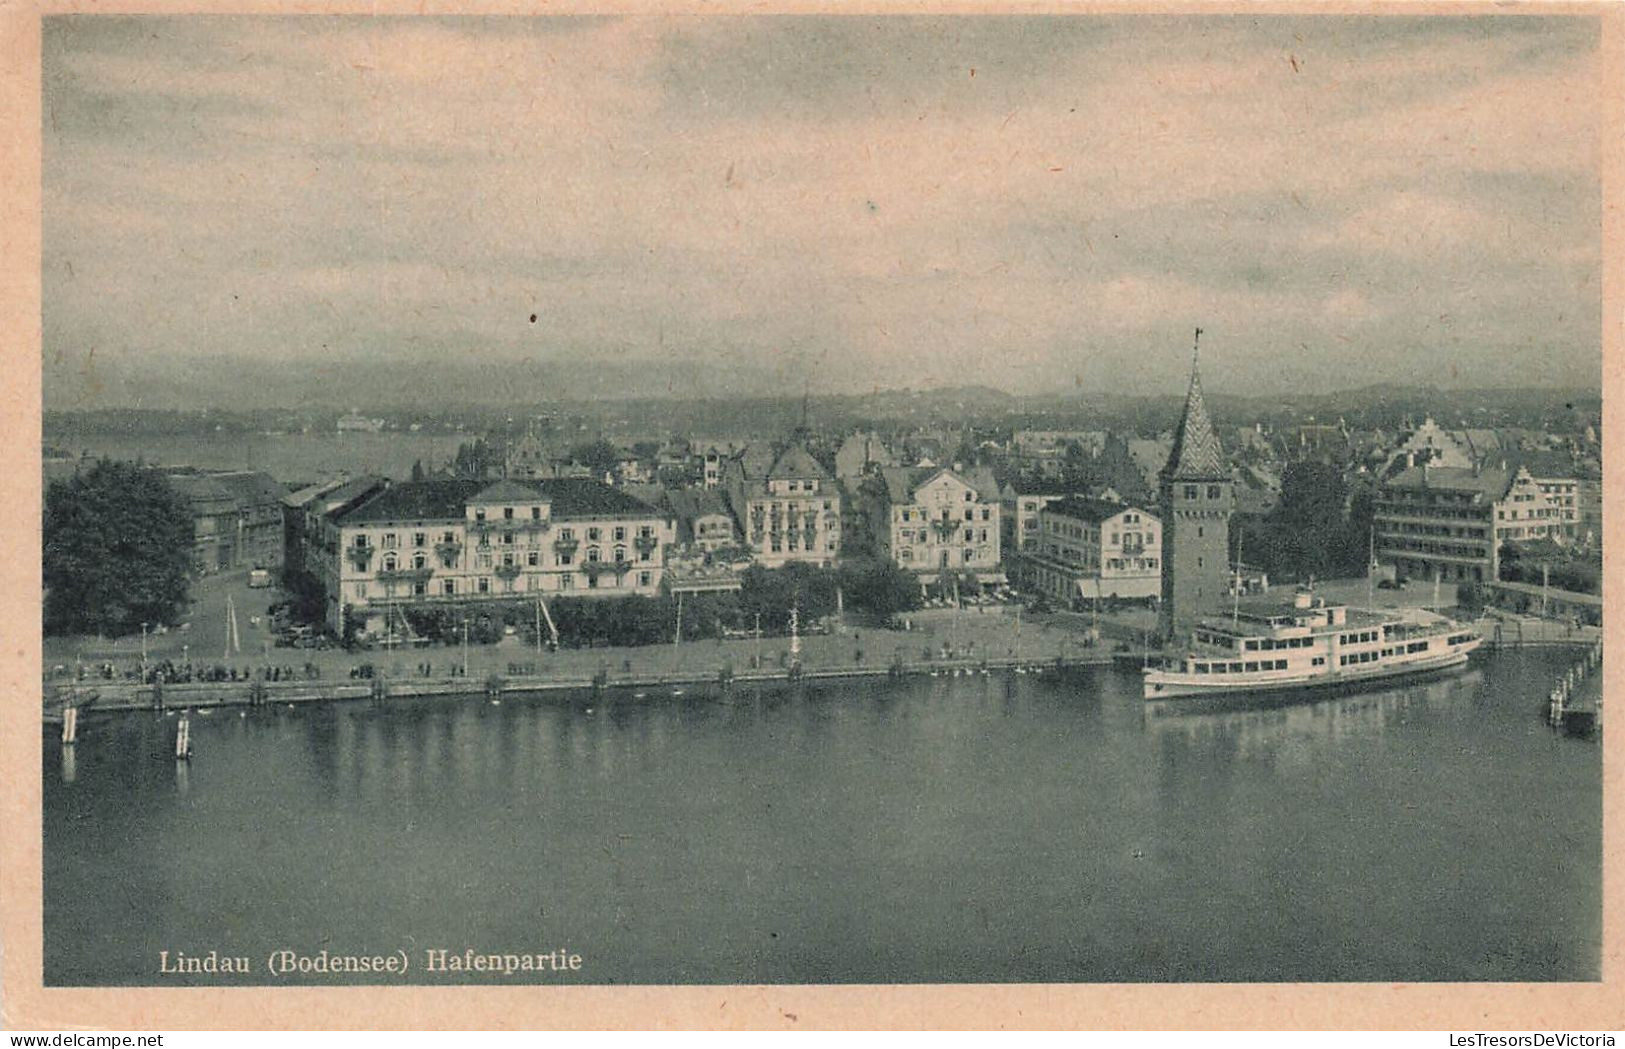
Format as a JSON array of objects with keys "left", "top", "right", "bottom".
[
  {"left": 1158, "top": 343, "right": 1234, "bottom": 641},
  {"left": 723, "top": 444, "right": 841, "bottom": 568},
  {"left": 166, "top": 469, "right": 288, "bottom": 573},
  {"left": 1374, "top": 464, "right": 1570, "bottom": 584},
  {"left": 211, "top": 471, "right": 289, "bottom": 570},
  {"left": 998, "top": 479, "right": 1088, "bottom": 554},
  {"left": 320, "top": 477, "right": 675, "bottom": 634},
  {"left": 665, "top": 488, "right": 738, "bottom": 552},
  {"left": 871, "top": 466, "right": 1001, "bottom": 583},
  {"left": 1017, "top": 498, "right": 1161, "bottom": 605},
  {"left": 166, "top": 474, "right": 242, "bottom": 574}
]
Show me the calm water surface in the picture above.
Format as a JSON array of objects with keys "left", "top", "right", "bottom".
[{"left": 43, "top": 651, "right": 1600, "bottom": 984}]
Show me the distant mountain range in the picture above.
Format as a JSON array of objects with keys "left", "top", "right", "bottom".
[
  {"left": 42, "top": 351, "right": 1599, "bottom": 416},
  {"left": 42, "top": 352, "right": 796, "bottom": 412}
]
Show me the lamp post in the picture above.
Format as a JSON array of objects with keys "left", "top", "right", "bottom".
[
  {"left": 461, "top": 617, "right": 470, "bottom": 678},
  {"left": 140, "top": 622, "right": 149, "bottom": 680}
]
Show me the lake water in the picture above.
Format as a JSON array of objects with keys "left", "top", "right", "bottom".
[
  {"left": 42, "top": 649, "right": 1600, "bottom": 985},
  {"left": 45, "top": 432, "right": 462, "bottom": 483}
]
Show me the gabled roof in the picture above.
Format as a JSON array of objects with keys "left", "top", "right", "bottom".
[
  {"left": 337, "top": 477, "right": 668, "bottom": 526},
  {"left": 339, "top": 480, "right": 486, "bottom": 525},
  {"left": 1161, "top": 356, "right": 1227, "bottom": 482},
  {"left": 1383, "top": 465, "right": 1513, "bottom": 499},
  {"left": 1001, "top": 478, "right": 1087, "bottom": 498},
  {"left": 1045, "top": 497, "right": 1156, "bottom": 525},
  {"left": 1509, "top": 449, "right": 1579, "bottom": 480},
  {"left": 534, "top": 478, "right": 669, "bottom": 519},
  {"left": 879, "top": 466, "right": 1000, "bottom": 505},
  {"left": 620, "top": 482, "right": 672, "bottom": 510},
  {"left": 767, "top": 444, "right": 829, "bottom": 481},
  {"left": 282, "top": 477, "right": 347, "bottom": 509},
  {"left": 471, "top": 479, "right": 545, "bottom": 504},
  {"left": 209, "top": 470, "right": 287, "bottom": 506},
  {"left": 666, "top": 487, "right": 731, "bottom": 520},
  {"left": 167, "top": 474, "right": 239, "bottom": 510}
]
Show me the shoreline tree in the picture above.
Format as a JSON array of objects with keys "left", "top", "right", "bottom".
[{"left": 44, "top": 460, "right": 194, "bottom": 637}]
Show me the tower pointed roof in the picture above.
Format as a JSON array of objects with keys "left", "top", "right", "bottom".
[{"left": 1161, "top": 332, "right": 1228, "bottom": 482}]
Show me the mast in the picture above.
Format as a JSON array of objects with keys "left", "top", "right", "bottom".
[
  {"left": 1366, "top": 524, "right": 1376, "bottom": 610},
  {"left": 1232, "top": 525, "right": 1242, "bottom": 626}
]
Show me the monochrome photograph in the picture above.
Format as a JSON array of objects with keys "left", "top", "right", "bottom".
[{"left": 31, "top": 9, "right": 1605, "bottom": 997}]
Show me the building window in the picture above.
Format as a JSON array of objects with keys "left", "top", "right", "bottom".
[
  {"left": 532, "top": 506, "right": 542, "bottom": 520},
  {"left": 475, "top": 509, "right": 486, "bottom": 523},
  {"left": 442, "top": 531, "right": 456, "bottom": 544},
  {"left": 528, "top": 552, "right": 540, "bottom": 567},
  {"left": 413, "top": 532, "right": 426, "bottom": 547},
  {"left": 412, "top": 553, "right": 426, "bottom": 570},
  {"left": 560, "top": 528, "right": 575, "bottom": 541},
  {"left": 559, "top": 553, "right": 573, "bottom": 567},
  {"left": 503, "top": 507, "right": 514, "bottom": 520},
  {"left": 614, "top": 527, "right": 626, "bottom": 542},
  {"left": 383, "top": 533, "right": 398, "bottom": 549},
  {"left": 1185, "top": 485, "right": 1198, "bottom": 499},
  {"left": 383, "top": 554, "right": 397, "bottom": 571},
  {"left": 443, "top": 580, "right": 455, "bottom": 596},
  {"left": 560, "top": 575, "right": 573, "bottom": 590},
  {"left": 614, "top": 545, "right": 627, "bottom": 562},
  {"left": 1207, "top": 486, "right": 1221, "bottom": 499},
  {"left": 588, "top": 527, "right": 601, "bottom": 541},
  {"left": 478, "top": 577, "right": 490, "bottom": 594},
  {"left": 638, "top": 571, "right": 652, "bottom": 587},
  {"left": 587, "top": 547, "right": 601, "bottom": 563}
]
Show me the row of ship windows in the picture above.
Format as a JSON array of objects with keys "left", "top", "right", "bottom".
[{"left": 1193, "top": 658, "right": 1320, "bottom": 674}]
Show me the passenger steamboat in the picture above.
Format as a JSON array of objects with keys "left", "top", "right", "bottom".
[{"left": 1143, "top": 589, "right": 1481, "bottom": 700}]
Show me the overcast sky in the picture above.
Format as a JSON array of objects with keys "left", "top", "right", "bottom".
[{"left": 43, "top": 15, "right": 1602, "bottom": 406}]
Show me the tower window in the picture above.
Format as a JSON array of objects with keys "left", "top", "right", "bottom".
[
  {"left": 1184, "top": 485, "right": 1198, "bottom": 499},
  {"left": 1207, "top": 486, "right": 1222, "bottom": 499}
]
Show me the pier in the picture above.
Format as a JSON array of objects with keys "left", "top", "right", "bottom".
[
  {"left": 1545, "top": 640, "right": 1603, "bottom": 736},
  {"left": 43, "top": 653, "right": 1117, "bottom": 719}
]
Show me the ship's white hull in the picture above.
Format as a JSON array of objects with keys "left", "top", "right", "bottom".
[{"left": 1143, "top": 640, "right": 1480, "bottom": 700}]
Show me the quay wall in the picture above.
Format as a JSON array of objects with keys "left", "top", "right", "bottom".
[{"left": 44, "top": 654, "right": 1117, "bottom": 718}]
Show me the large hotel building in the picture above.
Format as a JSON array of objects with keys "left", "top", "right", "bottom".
[
  {"left": 308, "top": 478, "right": 674, "bottom": 634},
  {"left": 1374, "top": 463, "right": 1571, "bottom": 584}
]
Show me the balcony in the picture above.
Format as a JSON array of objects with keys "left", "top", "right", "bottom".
[{"left": 376, "top": 567, "right": 433, "bottom": 584}]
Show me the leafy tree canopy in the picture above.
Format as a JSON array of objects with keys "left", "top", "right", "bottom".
[{"left": 44, "top": 460, "right": 194, "bottom": 637}]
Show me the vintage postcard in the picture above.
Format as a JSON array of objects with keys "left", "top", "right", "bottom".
[{"left": 2, "top": 0, "right": 1621, "bottom": 1031}]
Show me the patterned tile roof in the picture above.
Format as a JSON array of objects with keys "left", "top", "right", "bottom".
[{"left": 1161, "top": 359, "right": 1227, "bottom": 482}]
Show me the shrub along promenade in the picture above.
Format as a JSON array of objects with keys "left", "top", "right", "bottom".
[{"left": 44, "top": 607, "right": 1115, "bottom": 717}]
